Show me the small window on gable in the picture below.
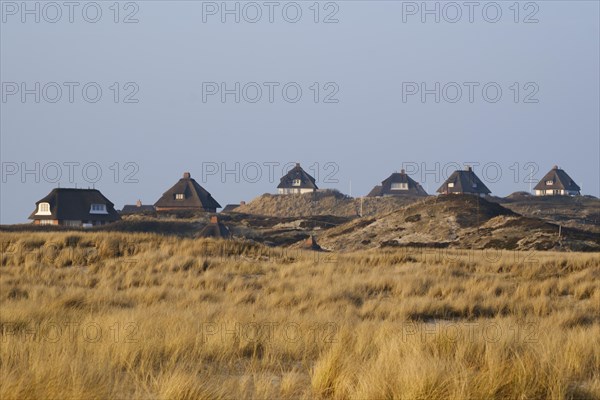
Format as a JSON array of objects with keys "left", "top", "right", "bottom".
[
  {"left": 292, "top": 179, "right": 301, "bottom": 187},
  {"left": 546, "top": 180, "right": 554, "bottom": 185},
  {"left": 448, "top": 183, "right": 454, "bottom": 188},
  {"left": 175, "top": 193, "right": 185, "bottom": 200},
  {"left": 37, "top": 202, "right": 51, "bottom": 215},
  {"left": 472, "top": 183, "right": 477, "bottom": 188}
]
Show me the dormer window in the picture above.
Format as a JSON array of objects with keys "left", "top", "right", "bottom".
[
  {"left": 90, "top": 204, "right": 107, "bottom": 214},
  {"left": 175, "top": 193, "right": 185, "bottom": 200},
  {"left": 546, "top": 180, "right": 554, "bottom": 185},
  {"left": 292, "top": 179, "right": 301, "bottom": 187},
  {"left": 36, "top": 202, "right": 51, "bottom": 215},
  {"left": 391, "top": 183, "right": 408, "bottom": 190}
]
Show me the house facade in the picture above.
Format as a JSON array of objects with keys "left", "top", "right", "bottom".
[
  {"left": 154, "top": 172, "right": 221, "bottom": 212},
  {"left": 533, "top": 165, "right": 581, "bottom": 196},
  {"left": 367, "top": 169, "right": 428, "bottom": 197},
  {"left": 29, "top": 188, "right": 120, "bottom": 227},
  {"left": 277, "top": 163, "right": 318, "bottom": 194},
  {"left": 437, "top": 166, "right": 491, "bottom": 197}
]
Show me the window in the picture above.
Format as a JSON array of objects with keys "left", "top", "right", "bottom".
[
  {"left": 175, "top": 193, "right": 185, "bottom": 200},
  {"left": 546, "top": 180, "right": 554, "bottom": 185},
  {"left": 472, "top": 183, "right": 478, "bottom": 188},
  {"left": 36, "top": 202, "right": 51, "bottom": 215},
  {"left": 292, "top": 179, "right": 301, "bottom": 187},
  {"left": 448, "top": 183, "right": 454, "bottom": 188},
  {"left": 391, "top": 183, "right": 408, "bottom": 190},
  {"left": 40, "top": 219, "right": 54, "bottom": 225},
  {"left": 90, "top": 204, "right": 107, "bottom": 214}
]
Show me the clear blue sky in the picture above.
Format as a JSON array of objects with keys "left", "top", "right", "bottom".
[{"left": 1, "top": 1, "right": 599, "bottom": 224}]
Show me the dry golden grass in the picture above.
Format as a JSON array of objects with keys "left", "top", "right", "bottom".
[{"left": 1, "top": 232, "right": 599, "bottom": 399}]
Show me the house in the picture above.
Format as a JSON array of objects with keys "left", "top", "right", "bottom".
[
  {"left": 154, "top": 172, "right": 221, "bottom": 212},
  {"left": 29, "top": 188, "right": 120, "bottom": 227},
  {"left": 277, "top": 163, "right": 318, "bottom": 194},
  {"left": 367, "top": 169, "right": 428, "bottom": 197},
  {"left": 437, "top": 166, "right": 491, "bottom": 197},
  {"left": 198, "top": 215, "right": 231, "bottom": 238},
  {"left": 534, "top": 165, "right": 581, "bottom": 196},
  {"left": 121, "top": 200, "right": 156, "bottom": 215},
  {"left": 221, "top": 201, "right": 245, "bottom": 213}
]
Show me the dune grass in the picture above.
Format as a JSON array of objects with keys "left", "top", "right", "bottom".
[{"left": 1, "top": 232, "right": 599, "bottom": 399}]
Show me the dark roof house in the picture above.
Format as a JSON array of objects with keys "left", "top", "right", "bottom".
[
  {"left": 198, "top": 216, "right": 231, "bottom": 238},
  {"left": 368, "top": 169, "right": 428, "bottom": 197},
  {"left": 221, "top": 204, "right": 240, "bottom": 213},
  {"left": 29, "top": 188, "right": 120, "bottom": 227},
  {"left": 154, "top": 172, "right": 221, "bottom": 212},
  {"left": 437, "top": 167, "right": 491, "bottom": 196},
  {"left": 277, "top": 163, "right": 318, "bottom": 194},
  {"left": 121, "top": 200, "right": 156, "bottom": 215},
  {"left": 533, "top": 165, "right": 581, "bottom": 196},
  {"left": 221, "top": 201, "right": 245, "bottom": 213}
]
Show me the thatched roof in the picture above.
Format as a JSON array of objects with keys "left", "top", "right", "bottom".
[
  {"left": 198, "top": 216, "right": 231, "bottom": 238},
  {"left": 221, "top": 204, "right": 241, "bottom": 213},
  {"left": 368, "top": 169, "right": 428, "bottom": 197},
  {"left": 367, "top": 185, "right": 383, "bottom": 197},
  {"left": 121, "top": 200, "right": 155, "bottom": 214},
  {"left": 534, "top": 166, "right": 581, "bottom": 192},
  {"left": 29, "top": 188, "right": 120, "bottom": 221},
  {"left": 277, "top": 163, "right": 318, "bottom": 190},
  {"left": 154, "top": 172, "right": 221, "bottom": 211},
  {"left": 437, "top": 167, "right": 491, "bottom": 195}
]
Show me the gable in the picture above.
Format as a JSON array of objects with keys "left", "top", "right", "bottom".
[
  {"left": 534, "top": 167, "right": 580, "bottom": 191},
  {"left": 29, "top": 189, "right": 120, "bottom": 221},
  {"left": 437, "top": 170, "right": 491, "bottom": 194},
  {"left": 277, "top": 164, "right": 318, "bottom": 190},
  {"left": 154, "top": 173, "right": 221, "bottom": 209}
]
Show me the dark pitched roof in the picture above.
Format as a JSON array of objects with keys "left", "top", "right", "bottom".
[
  {"left": 221, "top": 204, "right": 240, "bottom": 213},
  {"left": 371, "top": 169, "right": 428, "bottom": 196},
  {"left": 154, "top": 172, "right": 221, "bottom": 210},
  {"left": 28, "top": 188, "right": 120, "bottom": 221},
  {"left": 121, "top": 204, "right": 156, "bottom": 214},
  {"left": 277, "top": 163, "right": 318, "bottom": 190},
  {"left": 437, "top": 168, "right": 491, "bottom": 195},
  {"left": 367, "top": 185, "right": 383, "bottom": 197},
  {"left": 533, "top": 166, "right": 581, "bottom": 192},
  {"left": 198, "top": 216, "right": 231, "bottom": 238}
]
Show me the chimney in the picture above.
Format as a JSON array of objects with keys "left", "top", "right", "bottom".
[
  {"left": 552, "top": 165, "right": 559, "bottom": 170},
  {"left": 210, "top": 215, "right": 218, "bottom": 224},
  {"left": 183, "top": 172, "right": 191, "bottom": 179},
  {"left": 136, "top": 199, "right": 142, "bottom": 207},
  {"left": 240, "top": 201, "right": 246, "bottom": 206},
  {"left": 400, "top": 169, "right": 405, "bottom": 174},
  {"left": 295, "top": 163, "right": 300, "bottom": 168},
  {"left": 466, "top": 165, "right": 472, "bottom": 172}
]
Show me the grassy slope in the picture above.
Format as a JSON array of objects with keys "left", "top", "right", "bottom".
[
  {"left": 234, "top": 191, "right": 425, "bottom": 218},
  {"left": 1, "top": 232, "right": 599, "bottom": 399}
]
